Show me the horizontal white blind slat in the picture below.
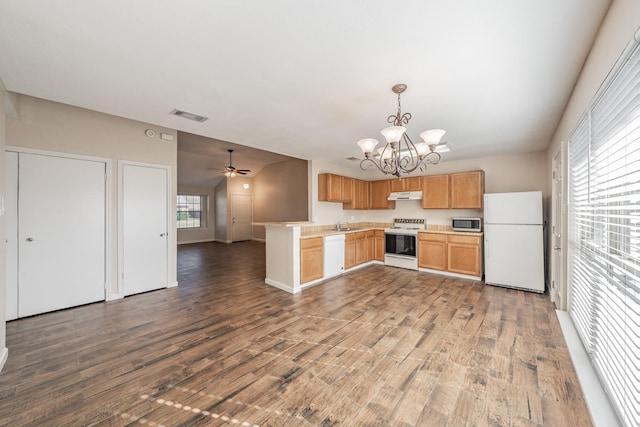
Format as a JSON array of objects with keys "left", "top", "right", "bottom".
[{"left": 568, "top": 41, "right": 640, "bottom": 427}]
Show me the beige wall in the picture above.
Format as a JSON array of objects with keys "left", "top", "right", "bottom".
[
  {"left": 253, "top": 159, "right": 309, "bottom": 240},
  {"left": 214, "top": 179, "right": 228, "bottom": 242},
  {"left": 177, "top": 185, "right": 217, "bottom": 244},
  {"left": 0, "top": 80, "right": 7, "bottom": 369},
  {"left": 545, "top": 0, "right": 640, "bottom": 309},
  {"left": 6, "top": 94, "right": 178, "bottom": 298}
]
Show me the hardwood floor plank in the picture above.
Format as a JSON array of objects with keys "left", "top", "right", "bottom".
[{"left": 0, "top": 241, "right": 592, "bottom": 426}]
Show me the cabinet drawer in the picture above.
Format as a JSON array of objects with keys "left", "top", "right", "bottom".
[
  {"left": 300, "top": 237, "right": 323, "bottom": 249},
  {"left": 447, "top": 234, "right": 481, "bottom": 245},
  {"left": 419, "top": 233, "right": 447, "bottom": 242}
]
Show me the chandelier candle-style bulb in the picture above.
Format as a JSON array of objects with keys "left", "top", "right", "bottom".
[
  {"left": 420, "top": 129, "right": 446, "bottom": 145},
  {"left": 415, "top": 142, "right": 431, "bottom": 157},
  {"left": 381, "top": 126, "right": 406, "bottom": 144},
  {"left": 357, "top": 138, "right": 379, "bottom": 157}
]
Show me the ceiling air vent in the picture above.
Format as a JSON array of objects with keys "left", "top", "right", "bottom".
[
  {"left": 170, "top": 109, "right": 209, "bottom": 122},
  {"left": 346, "top": 157, "right": 360, "bottom": 161}
]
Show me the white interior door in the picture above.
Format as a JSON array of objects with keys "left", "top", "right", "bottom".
[
  {"left": 231, "top": 194, "right": 252, "bottom": 242},
  {"left": 18, "top": 153, "right": 106, "bottom": 317},
  {"left": 5, "top": 151, "right": 18, "bottom": 320},
  {"left": 122, "top": 164, "right": 168, "bottom": 296}
]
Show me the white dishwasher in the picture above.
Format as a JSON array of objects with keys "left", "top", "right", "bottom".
[{"left": 323, "top": 234, "right": 345, "bottom": 278}]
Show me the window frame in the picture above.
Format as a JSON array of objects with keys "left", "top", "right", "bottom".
[{"left": 177, "top": 194, "right": 206, "bottom": 229}]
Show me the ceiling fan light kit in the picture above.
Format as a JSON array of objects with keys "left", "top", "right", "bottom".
[
  {"left": 357, "top": 84, "right": 446, "bottom": 178},
  {"left": 222, "top": 149, "right": 251, "bottom": 177}
]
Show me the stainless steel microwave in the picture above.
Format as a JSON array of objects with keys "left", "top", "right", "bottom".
[{"left": 452, "top": 217, "right": 482, "bottom": 232}]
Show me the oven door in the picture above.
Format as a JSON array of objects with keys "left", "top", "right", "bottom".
[{"left": 385, "top": 233, "right": 417, "bottom": 258}]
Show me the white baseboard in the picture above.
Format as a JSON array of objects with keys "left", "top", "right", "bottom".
[
  {"left": 265, "top": 278, "right": 298, "bottom": 294},
  {"left": 418, "top": 267, "right": 481, "bottom": 281},
  {"left": 167, "top": 281, "right": 178, "bottom": 288},
  {"left": 556, "top": 310, "right": 621, "bottom": 427},
  {"left": 252, "top": 238, "right": 265, "bottom": 242},
  {"left": 0, "top": 347, "right": 8, "bottom": 373}
]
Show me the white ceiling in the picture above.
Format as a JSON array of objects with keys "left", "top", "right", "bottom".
[{"left": 0, "top": 1, "right": 612, "bottom": 179}]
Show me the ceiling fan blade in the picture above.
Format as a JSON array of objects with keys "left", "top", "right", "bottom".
[{"left": 237, "top": 169, "right": 251, "bottom": 173}]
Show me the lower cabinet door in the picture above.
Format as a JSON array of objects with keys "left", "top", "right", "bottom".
[
  {"left": 344, "top": 235, "right": 356, "bottom": 269},
  {"left": 301, "top": 238, "right": 324, "bottom": 283},
  {"left": 447, "top": 243, "right": 481, "bottom": 276},
  {"left": 418, "top": 240, "right": 447, "bottom": 270}
]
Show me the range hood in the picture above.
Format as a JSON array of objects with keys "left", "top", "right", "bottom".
[{"left": 388, "top": 191, "right": 422, "bottom": 201}]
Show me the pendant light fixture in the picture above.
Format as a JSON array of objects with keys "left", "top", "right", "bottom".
[{"left": 357, "top": 84, "right": 446, "bottom": 178}]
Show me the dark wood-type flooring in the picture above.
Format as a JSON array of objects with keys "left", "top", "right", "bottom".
[{"left": 0, "top": 241, "right": 591, "bottom": 426}]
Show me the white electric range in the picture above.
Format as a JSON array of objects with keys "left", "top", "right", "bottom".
[{"left": 384, "top": 218, "right": 425, "bottom": 270}]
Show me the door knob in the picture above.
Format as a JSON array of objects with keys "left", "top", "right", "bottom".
[
  {"left": 554, "top": 246, "right": 561, "bottom": 250},
  {"left": 26, "top": 237, "right": 34, "bottom": 242},
  {"left": 160, "top": 233, "right": 166, "bottom": 237}
]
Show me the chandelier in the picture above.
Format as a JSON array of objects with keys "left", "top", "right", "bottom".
[{"left": 357, "top": 84, "right": 445, "bottom": 178}]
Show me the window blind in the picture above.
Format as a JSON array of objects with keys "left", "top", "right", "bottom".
[{"left": 568, "top": 41, "right": 640, "bottom": 427}]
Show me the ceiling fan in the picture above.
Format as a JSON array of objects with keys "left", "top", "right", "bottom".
[{"left": 222, "top": 149, "right": 251, "bottom": 177}]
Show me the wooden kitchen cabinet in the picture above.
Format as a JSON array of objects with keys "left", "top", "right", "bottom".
[
  {"left": 370, "top": 180, "right": 395, "bottom": 209},
  {"left": 450, "top": 170, "right": 484, "bottom": 209},
  {"left": 366, "top": 231, "right": 375, "bottom": 261},
  {"left": 342, "top": 177, "right": 354, "bottom": 203},
  {"left": 344, "top": 233, "right": 356, "bottom": 269},
  {"left": 422, "top": 174, "right": 450, "bottom": 209},
  {"left": 300, "top": 237, "right": 324, "bottom": 283},
  {"left": 343, "top": 179, "right": 369, "bottom": 210},
  {"left": 318, "top": 173, "right": 353, "bottom": 203},
  {"left": 418, "top": 233, "right": 447, "bottom": 270},
  {"left": 390, "top": 176, "right": 421, "bottom": 192},
  {"left": 418, "top": 232, "right": 482, "bottom": 277},
  {"left": 374, "top": 230, "right": 385, "bottom": 261},
  {"left": 354, "top": 231, "right": 367, "bottom": 265},
  {"left": 447, "top": 234, "right": 482, "bottom": 276}
]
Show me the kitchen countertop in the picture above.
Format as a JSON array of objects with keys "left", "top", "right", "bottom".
[
  {"left": 300, "top": 227, "right": 483, "bottom": 238},
  {"left": 300, "top": 227, "right": 382, "bottom": 238},
  {"left": 254, "top": 221, "right": 314, "bottom": 227}
]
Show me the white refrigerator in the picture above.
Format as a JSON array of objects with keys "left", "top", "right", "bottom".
[{"left": 484, "top": 191, "right": 544, "bottom": 293}]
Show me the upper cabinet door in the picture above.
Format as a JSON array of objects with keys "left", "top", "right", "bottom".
[
  {"left": 450, "top": 171, "right": 484, "bottom": 209},
  {"left": 318, "top": 173, "right": 354, "bottom": 203},
  {"left": 422, "top": 174, "right": 450, "bottom": 209},
  {"left": 390, "top": 176, "right": 421, "bottom": 192},
  {"left": 370, "top": 180, "right": 395, "bottom": 209}
]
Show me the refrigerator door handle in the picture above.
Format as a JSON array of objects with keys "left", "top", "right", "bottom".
[{"left": 485, "top": 239, "right": 489, "bottom": 259}]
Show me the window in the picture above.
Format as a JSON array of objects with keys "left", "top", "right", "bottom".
[
  {"left": 568, "top": 40, "right": 640, "bottom": 427},
  {"left": 177, "top": 195, "right": 205, "bottom": 229}
]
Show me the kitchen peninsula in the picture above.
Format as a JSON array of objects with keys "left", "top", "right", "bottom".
[{"left": 261, "top": 221, "right": 483, "bottom": 294}]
